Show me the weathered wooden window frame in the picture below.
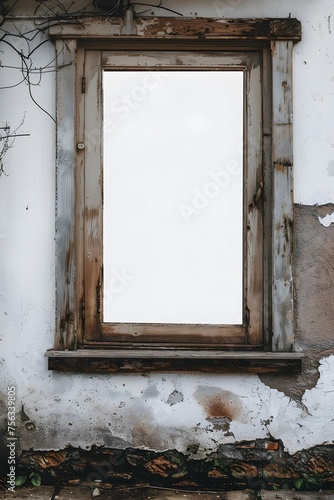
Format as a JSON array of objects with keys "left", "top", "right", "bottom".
[
  {"left": 85, "top": 49, "right": 262, "bottom": 345},
  {"left": 47, "top": 17, "right": 302, "bottom": 373}
]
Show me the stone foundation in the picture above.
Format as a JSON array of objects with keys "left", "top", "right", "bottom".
[{"left": 1, "top": 441, "right": 334, "bottom": 492}]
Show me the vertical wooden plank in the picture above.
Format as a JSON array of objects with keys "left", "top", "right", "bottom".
[
  {"left": 271, "top": 41, "right": 294, "bottom": 351},
  {"left": 55, "top": 39, "right": 77, "bottom": 350},
  {"left": 75, "top": 48, "right": 86, "bottom": 347},
  {"left": 262, "top": 46, "right": 273, "bottom": 350},
  {"left": 245, "top": 52, "right": 263, "bottom": 345},
  {"left": 84, "top": 50, "right": 103, "bottom": 341}
]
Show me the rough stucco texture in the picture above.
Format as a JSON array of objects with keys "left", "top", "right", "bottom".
[{"left": 261, "top": 204, "right": 334, "bottom": 399}]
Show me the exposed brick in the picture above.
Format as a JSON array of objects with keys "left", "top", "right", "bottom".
[
  {"left": 235, "top": 442, "right": 256, "bottom": 449},
  {"left": 143, "top": 456, "right": 178, "bottom": 477},
  {"left": 306, "top": 456, "right": 334, "bottom": 474},
  {"left": 265, "top": 442, "right": 279, "bottom": 451},
  {"left": 231, "top": 463, "right": 258, "bottom": 479},
  {"left": 208, "top": 469, "right": 229, "bottom": 478},
  {"left": 33, "top": 450, "right": 66, "bottom": 469},
  {"left": 6, "top": 442, "right": 334, "bottom": 491},
  {"left": 263, "top": 463, "right": 299, "bottom": 479}
]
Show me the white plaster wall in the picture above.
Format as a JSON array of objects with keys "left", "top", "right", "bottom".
[{"left": 1, "top": 1, "right": 334, "bottom": 455}]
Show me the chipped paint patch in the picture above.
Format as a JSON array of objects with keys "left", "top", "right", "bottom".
[
  {"left": 272, "top": 355, "right": 334, "bottom": 452},
  {"left": 3, "top": 355, "right": 334, "bottom": 457},
  {"left": 318, "top": 211, "right": 334, "bottom": 227},
  {"left": 166, "top": 390, "right": 184, "bottom": 406}
]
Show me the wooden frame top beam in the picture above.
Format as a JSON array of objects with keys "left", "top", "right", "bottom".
[{"left": 50, "top": 17, "right": 301, "bottom": 41}]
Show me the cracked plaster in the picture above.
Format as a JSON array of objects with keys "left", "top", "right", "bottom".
[{"left": 2, "top": 356, "right": 334, "bottom": 455}]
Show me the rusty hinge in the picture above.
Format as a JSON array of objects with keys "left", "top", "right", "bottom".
[{"left": 81, "top": 76, "right": 86, "bottom": 93}]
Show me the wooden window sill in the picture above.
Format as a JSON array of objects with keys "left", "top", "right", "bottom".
[{"left": 46, "top": 349, "right": 303, "bottom": 373}]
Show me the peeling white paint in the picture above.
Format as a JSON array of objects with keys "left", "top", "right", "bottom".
[
  {"left": 1, "top": 1, "right": 334, "bottom": 459},
  {"left": 318, "top": 212, "right": 334, "bottom": 227},
  {"left": 2, "top": 353, "right": 334, "bottom": 455}
]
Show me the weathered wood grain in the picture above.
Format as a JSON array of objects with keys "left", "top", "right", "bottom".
[
  {"left": 46, "top": 349, "right": 302, "bottom": 373},
  {"left": 245, "top": 51, "right": 263, "bottom": 345},
  {"left": 50, "top": 17, "right": 301, "bottom": 41},
  {"left": 55, "top": 39, "right": 77, "bottom": 350},
  {"left": 271, "top": 41, "right": 294, "bottom": 352},
  {"left": 100, "top": 322, "right": 246, "bottom": 345},
  {"left": 83, "top": 50, "right": 103, "bottom": 341}
]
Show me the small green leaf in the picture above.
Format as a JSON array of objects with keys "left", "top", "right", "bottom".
[
  {"left": 307, "top": 476, "right": 320, "bottom": 484},
  {"left": 31, "top": 473, "right": 42, "bottom": 487},
  {"left": 294, "top": 478, "right": 304, "bottom": 489},
  {"left": 15, "top": 476, "right": 28, "bottom": 487}
]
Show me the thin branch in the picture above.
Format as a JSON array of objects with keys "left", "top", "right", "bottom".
[
  {"left": 0, "top": 0, "right": 182, "bottom": 123},
  {"left": 129, "top": 1, "right": 183, "bottom": 16}
]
